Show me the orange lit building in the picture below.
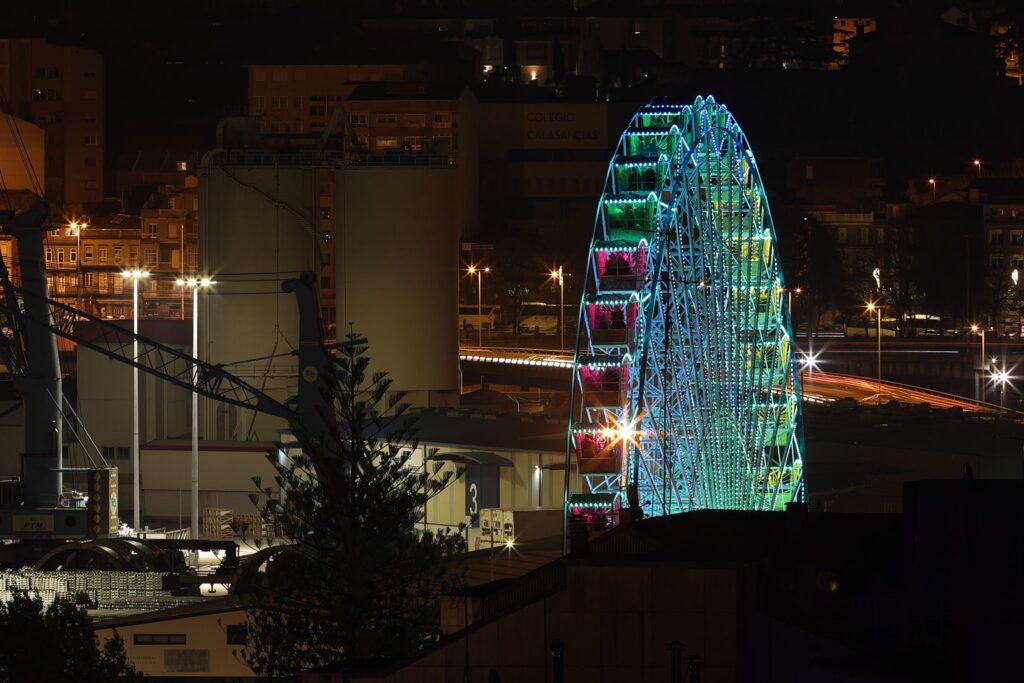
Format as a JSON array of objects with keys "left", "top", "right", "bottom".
[{"left": 832, "top": 16, "right": 877, "bottom": 69}]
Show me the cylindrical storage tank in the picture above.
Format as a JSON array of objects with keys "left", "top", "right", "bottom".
[
  {"left": 336, "top": 166, "right": 459, "bottom": 406},
  {"left": 199, "top": 153, "right": 320, "bottom": 440}
]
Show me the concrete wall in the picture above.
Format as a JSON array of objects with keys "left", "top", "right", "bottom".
[
  {"left": 139, "top": 441, "right": 282, "bottom": 527},
  {"left": 336, "top": 167, "right": 461, "bottom": 406},
  {"left": 199, "top": 161, "right": 320, "bottom": 441},
  {"left": 95, "top": 606, "right": 253, "bottom": 678}
]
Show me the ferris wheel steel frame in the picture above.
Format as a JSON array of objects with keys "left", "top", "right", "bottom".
[{"left": 565, "top": 96, "right": 805, "bottom": 524}]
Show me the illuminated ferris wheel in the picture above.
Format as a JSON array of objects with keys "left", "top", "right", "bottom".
[{"left": 566, "top": 96, "right": 805, "bottom": 525}]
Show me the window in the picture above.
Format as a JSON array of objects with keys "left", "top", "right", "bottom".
[
  {"left": 85, "top": 180, "right": 98, "bottom": 190},
  {"left": 45, "top": 248, "right": 53, "bottom": 263},
  {"left": 69, "top": 248, "right": 77, "bottom": 263},
  {"left": 164, "top": 650, "right": 209, "bottom": 673},
  {"left": 373, "top": 136, "right": 398, "bottom": 151},
  {"left": 85, "top": 272, "right": 96, "bottom": 288},
  {"left": 84, "top": 112, "right": 97, "bottom": 124},
  {"left": 57, "top": 248, "right": 65, "bottom": 264},
  {"left": 349, "top": 112, "right": 367, "bottom": 126},
  {"left": 98, "top": 273, "right": 109, "bottom": 292},
  {"left": 177, "top": 161, "right": 187, "bottom": 171},
  {"left": 309, "top": 104, "right": 326, "bottom": 117},
  {"left": 990, "top": 231, "right": 1004, "bottom": 245},
  {"left": 84, "top": 90, "right": 97, "bottom": 100},
  {"left": 859, "top": 228, "right": 869, "bottom": 244},
  {"left": 146, "top": 222, "right": 158, "bottom": 236},
  {"left": 84, "top": 135, "right": 98, "bottom": 146},
  {"left": 187, "top": 247, "right": 197, "bottom": 269},
  {"left": 113, "top": 246, "right": 123, "bottom": 262},
  {"left": 85, "top": 157, "right": 96, "bottom": 168},
  {"left": 405, "top": 113, "right": 426, "bottom": 127},
  {"left": 102, "top": 446, "right": 115, "bottom": 461},
  {"left": 129, "top": 246, "right": 139, "bottom": 262},
  {"left": 320, "top": 207, "right": 331, "bottom": 220},
  {"left": 404, "top": 136, "right": 426, "bottom": 152},
  {"left": 84, "top": 71, "right": 96, "bottom": 78},
  {"left": 375, "top": 113, "right": 398, "bottom": 125},
  {"left": 134, "top": 634, "right": 186, "bottom": 645},
  {"left": 837, "top": 227, "right": 847, "bottom": 242},
  {"left": 226, "top": 625, "right": 246, "bottom": 645},
  {"left": 804, "top": 164, "right": 814, "bottom": 180},
  {"left": 84, "top": 245, "right": 93, "bottom": 259},
  {"left": 144, "top": 248, "right": 157, "bottom": 266},
  {"left": 168, "top": 224, "right": 178, "bottom": 239},
  {"left": 117, "top": 447, "right": 129, "bottom": 460},
  {"left": 433, "top": 112, "right": 453, "bottom": 128},
  {"left": 252, "top": 95, "right": 265, "bottom": 113}
]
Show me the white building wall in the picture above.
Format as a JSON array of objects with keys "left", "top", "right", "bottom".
[{"left": 198, "top": 160, "right": 320, "bottom": 441}]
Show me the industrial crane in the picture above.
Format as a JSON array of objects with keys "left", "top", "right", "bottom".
[{"left": 0, "top": 198, "right": 332, "bottom": 568}]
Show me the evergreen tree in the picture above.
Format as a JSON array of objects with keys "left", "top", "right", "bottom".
[
  {"left": 243, "top": 334, "right": 465, "bottom": 679},
  {"left": 0, "top": 590, "right": 140, "bottom": 682}
]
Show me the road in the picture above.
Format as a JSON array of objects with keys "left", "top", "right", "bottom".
[{"left": 460, "top": 347, "right": 1006, "bottom": 413}]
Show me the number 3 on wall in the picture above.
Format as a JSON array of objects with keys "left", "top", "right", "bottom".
[{"left": 468, "top": 483, "right": 478, "bottom": 514}]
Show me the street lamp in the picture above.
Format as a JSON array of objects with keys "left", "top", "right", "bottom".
[
  {"left": 866, "top": 300, "right": 882, "bottom": 403},
  {"left": 927, "top": 178, "right": 936, "bottom": 199},
  {"left": 176, "top": 276, "right": 216, "bottom": 545},
  {"left": 970, "top": 323, "right": 986, "bottom": 402},
  {"left": 973, "top": 159, "right": 982, "bottom": 177},
  {"left": 122, "top": 268, "right": 149, "bottom": 532},
  {"left": 69, "top": 219, "right": 87, "bottom": 311},
  {"left": 467, "top": 265, "right": 489, "bottom": 348},
  {"left": 550, "top": 266, "right": 565, "bottom": 350}
]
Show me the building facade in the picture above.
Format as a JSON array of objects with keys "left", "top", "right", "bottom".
[{"left": 0, "top": 37, "right": 104, "bottom": 208}]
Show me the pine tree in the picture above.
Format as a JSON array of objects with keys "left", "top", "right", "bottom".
[{"left": 243, "top": 333, "right": 465, "bottom": 678}]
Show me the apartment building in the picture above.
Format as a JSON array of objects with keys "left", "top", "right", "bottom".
[
  {"left": 44, "top": 182, "right": 199, "bottom": 319},
  {"left": 0, "top": 37, "right": 104, "bottom": 208}
]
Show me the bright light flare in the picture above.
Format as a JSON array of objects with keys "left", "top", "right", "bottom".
[
  {"left": 122, "top": 269, "right": 149, "bottom": 280},
  {"left": 798, "top": 351, "right": 820, "bottom": 372},
  {"left": 176, "top": 276, "right": 217, "bottom": 288}
]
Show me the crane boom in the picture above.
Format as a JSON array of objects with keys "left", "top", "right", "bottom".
[{"left": 0, "top": 281, "right": 293, "bottom": 420}]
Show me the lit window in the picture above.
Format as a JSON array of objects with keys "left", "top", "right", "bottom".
[
  {"left": 177, "top": 161, "right": 187, "bottom": 171},
  {"left": 375, "top": 113, "right": 398, "bottom": 126},
  {"left": 405, "top": 113, "right": 426, "bottom": 127},
  {"left": 433, "top": 112, "right": 453, "bottom": 128},
  {"left": 373, "top": 136, "right": 398, "bottom": 150}
]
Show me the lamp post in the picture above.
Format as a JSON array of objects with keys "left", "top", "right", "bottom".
[
  {"left": 176, "top": 277, "right": 215, "bottom": 544},
  {"left": 927, "top": 178, "right": 936, "bottom": 199},
  {"left": 550, "top": 266, "right": 565, "bottom": 350},
  {"left": 973, "top": 159, "right": 982, "bottom": 177},
  {"left": 69, "top": 220, "right": 87, "bottom": 312},
  {"left": 866, "top": 301, "right": 882, "bottom": 403},
  {"left": 122, "top": 268, "right": 149, "bottom": 532},
  {"left": 971, "top": 323, "right": 986, "bottom": 402},
  {"left": 467, "top": 265, "right": 489, "bottom": 347}
]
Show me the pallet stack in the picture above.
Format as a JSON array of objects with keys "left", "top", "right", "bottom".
[{"left": 202, "top": 507, "right": 234, "bottom": 539}]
